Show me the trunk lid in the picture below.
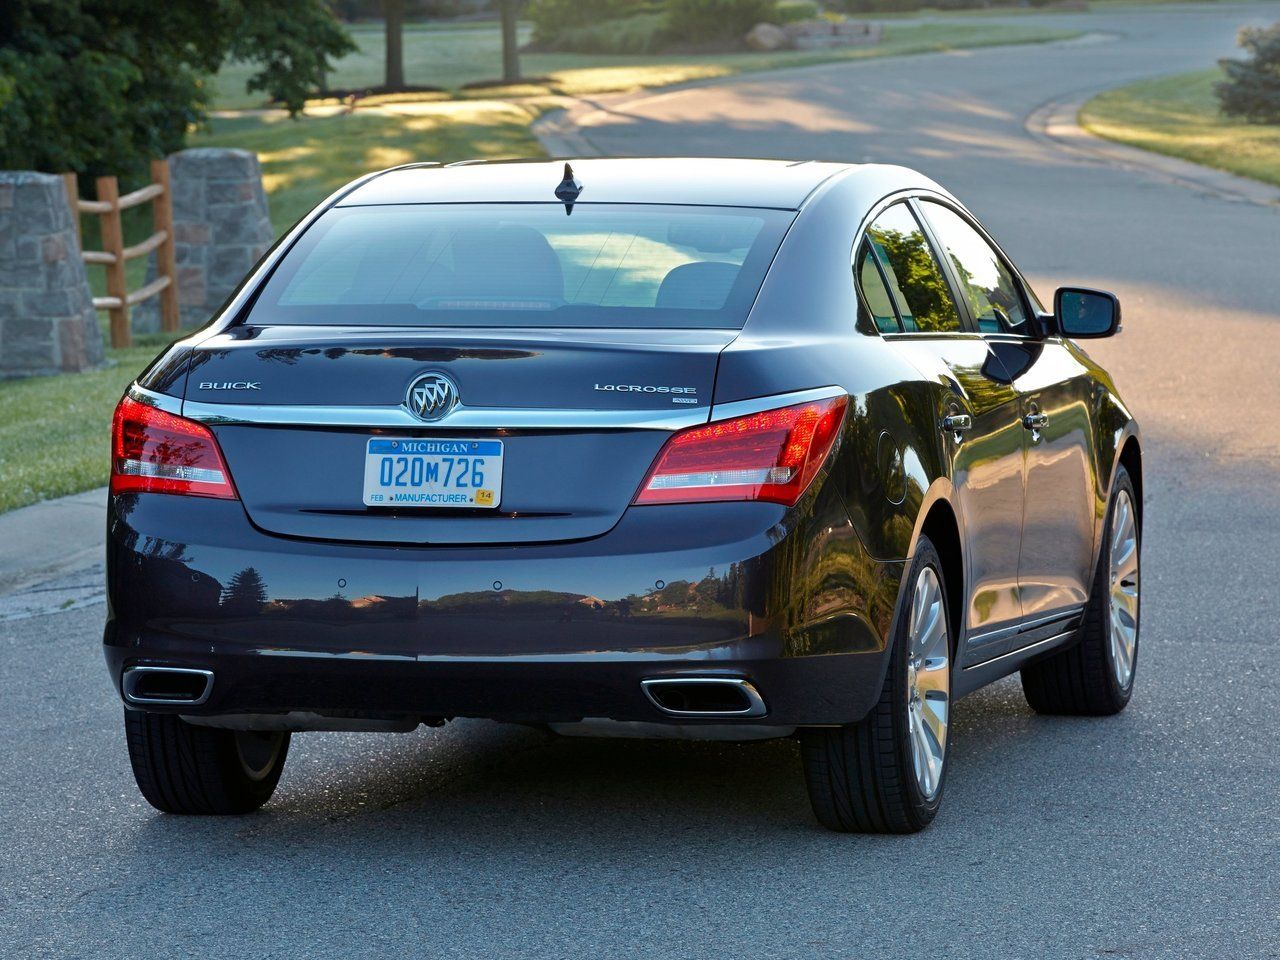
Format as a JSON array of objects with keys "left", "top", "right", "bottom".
[{"left": 183, "top": 326, "right": 730, "bottom": 545}]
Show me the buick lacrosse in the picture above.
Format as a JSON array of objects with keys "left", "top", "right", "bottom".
[{"left": 107, "top": 158, "right": 1140, "bottom": 832}]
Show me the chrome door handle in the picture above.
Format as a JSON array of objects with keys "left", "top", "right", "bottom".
[
  {"left": 1022, "top": 413, "right": 1049, "bottom": 430},
  {"left": 941, "top": 413, "right": 972, "bottom": 442}
]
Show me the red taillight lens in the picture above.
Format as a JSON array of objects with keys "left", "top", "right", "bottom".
[
  {"left": 110, "top": 396, "right": 238, "bottom": 499},
  {"left": 634, "top": 395, "right": 848, "bottom": 507}
]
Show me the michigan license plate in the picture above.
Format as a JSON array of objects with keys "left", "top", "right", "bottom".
[{"left": 362, "top": 438, "right": 503, "bottom": 508}]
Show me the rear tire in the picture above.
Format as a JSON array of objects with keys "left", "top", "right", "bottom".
[
  {"left": 124, "top": 709, "right": 290, "bottom": 815},
  {"left": 1020, "top": 466, "right": 1140, "bottom": 716},
  {"left": 800, "top": 537, "right": 952, "bottom": 833}
]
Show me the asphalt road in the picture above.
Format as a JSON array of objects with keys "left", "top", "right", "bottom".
[{"left": 3, "top": 5, "right": 1279, "bottom": 958}]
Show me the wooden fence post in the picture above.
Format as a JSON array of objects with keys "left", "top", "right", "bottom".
[
  {"left": 150, "top": 158, "right": 180, "bottom": 332},
  {"left": 61, "top": 174, "right": 82, "bottom": 248},
  {"left": 95, "top": 176, "right": 130, "bottom": 349}
]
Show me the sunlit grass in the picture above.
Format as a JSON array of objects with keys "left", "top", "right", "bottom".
[
  {"left": 193, "top": 100, "right": 544, "bottom": 231},
  {"left": 1081, "top": 69, "right": 1280, "bottom": 188}
]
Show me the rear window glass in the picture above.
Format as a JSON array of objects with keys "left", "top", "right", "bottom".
[{"left": 248, "top": 203, "right": 794, "bottom": 329}]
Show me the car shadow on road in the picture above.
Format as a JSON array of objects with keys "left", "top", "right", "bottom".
[{"left": 121, "top": 676, "right": 1145, "bottom": 865}]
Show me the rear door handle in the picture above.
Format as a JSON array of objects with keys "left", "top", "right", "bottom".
[
  {"left": 1022, "top": 413, "right": 1049, "bottom": 430},
  {"left": 941, "top": 413, "right": 972, "bottom": 442}
]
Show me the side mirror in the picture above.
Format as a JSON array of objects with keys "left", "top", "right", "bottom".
[{"left": 1054, "top": 287, "right": 1121, "bottom": 338}]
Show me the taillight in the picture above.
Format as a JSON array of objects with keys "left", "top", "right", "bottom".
[
  {"left": 634, "top": 395, "right": 848, "bottom": 507},
  {"left": 110, "top": 395, "right": 237, "bottom": 499}
]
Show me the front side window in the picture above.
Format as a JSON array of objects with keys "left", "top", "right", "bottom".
[
  {"left": 864, "top": 203, "right": 963, "bottom": 333},
  {"left": 919, "top": 201, "right": 1029, "bottom": 335},
  {"left": 248, "top": 203, "right": 794, "bottom": 330}
]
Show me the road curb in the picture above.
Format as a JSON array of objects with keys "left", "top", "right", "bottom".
[
  {"left": 1025, "top": 88, "right": 1280, "bottom": 209},
  {"left": 532, "top": 103, "right": 605, "bottom": 158}
]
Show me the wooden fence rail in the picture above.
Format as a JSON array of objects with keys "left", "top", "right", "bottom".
[{"left": 62, "top": 159, "right": 179, "bottom": 348}]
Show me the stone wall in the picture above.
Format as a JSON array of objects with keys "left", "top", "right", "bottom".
[
  {"left": 134, "top": 148, "right": 273, "bottom": 332},
  {"left": 0, "top": 172, "right": 105, "bottom": 379}
]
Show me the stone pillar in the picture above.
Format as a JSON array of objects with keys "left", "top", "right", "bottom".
[
  {"left": 134, "top": 148, "right": 274, "bottom": 332},
  {"left": 0, "top": 172, "right": 105, "bottom": 379}
]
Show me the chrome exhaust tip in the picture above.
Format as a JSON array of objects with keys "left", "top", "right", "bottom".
[
  {"left": 640, "top": 677, "right": 768, "bottom": 719},
  {"left": 122, "top": 666, "right": 214, "bottom": 706}
]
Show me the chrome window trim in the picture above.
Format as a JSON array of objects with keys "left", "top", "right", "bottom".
[
  {"left": 174, "top": 385, "right": 847, "bottom": 432},
  {"left": 708, "top": 385, "right": 845, "bottom": 422},
  {"left": 127, "top": 383, "right": 183, "bottom": 416}
]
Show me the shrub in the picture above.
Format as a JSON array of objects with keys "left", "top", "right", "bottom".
[
  {"left": 1216, "top": 22, "right": 1280, "bottom": 124},
  {"left": 665, "top": 0, "right": 780, "bottom": 45},
  {"left": 831, "top": 0, "right": 984, "bottom": 11},
  {"left": 0, "top": 0, "right": 353, "bottom": 177},
  {"left": 526, "top": 0, "right": 655, "bottom": 45},
  {"left": 775, "top": 0, "right": 821, "bottom": 23},
  {"left": 548, "top": 12, "right": 669, "bottom": 53}
]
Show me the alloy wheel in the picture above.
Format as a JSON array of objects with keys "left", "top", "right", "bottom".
[
  {"left": 906, "top": 566, "right": 950, "bottom": 799},
  {"left": 1108, "top": 489, "right": 1140, "bottom": 689},
  {"left": 234, "top": 731, "right": 286, "bottom": 782}
]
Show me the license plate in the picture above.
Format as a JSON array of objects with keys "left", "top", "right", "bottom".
[{"left": 362, "top": 438, "right": 503, "bottom": 508}]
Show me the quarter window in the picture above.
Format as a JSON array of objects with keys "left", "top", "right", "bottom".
[
  {"left": 919, "top": 201, "right": 1029, "bottom": 335},
  {"left": 855, "top": 241, "right": 900, "bottom": 334},
  {"left": 864, "top": 204, "right": 963, "bottom": 333}
]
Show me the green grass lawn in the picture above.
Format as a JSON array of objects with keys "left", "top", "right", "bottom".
[
  {"left": 0, "top": 333, "right": 178, "bottom": 513},
  {"left": 211, "top": 20, "right": 1080, "bottom": 108},
  {"left": 1081, "top": 68, "right": 1280, "bottom": 188}
]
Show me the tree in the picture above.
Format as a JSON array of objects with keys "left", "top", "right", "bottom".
[
  {"left": 0, "top": 0, "right": 355, "bottom": 177},
  {"left": 384, "top": 0, "right": 406, "bottom": 91},
  {"left": 499, "top": 0, "right": 523, "bottom": 84},
  {"left": 1217, "top": 22, "right": 1280, "bottom": 124},
  {"left": 221, "top": 566, "right": 269, "bottom": 615}
]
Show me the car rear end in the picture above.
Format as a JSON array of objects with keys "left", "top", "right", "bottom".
[{"left": 105, "top": 160, "right": 899, "bottom": 736}]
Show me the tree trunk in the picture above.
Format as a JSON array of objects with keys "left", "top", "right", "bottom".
[
  {"left": 500, "top": 0, "right": 521, "bottom": 84},
  {"left": 384, "top": 0, "right": 405, "bottom": 92}
]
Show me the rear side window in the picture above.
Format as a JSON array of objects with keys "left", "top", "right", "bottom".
[
  {"left": 249, "top": 203, "right": 794, "bottom": 329},
  {"left": 864, "top": 203, "right": 962, "bottom": 334},
  {"left": 919, "top": 201, "right": 1029, "bottom": 335}
]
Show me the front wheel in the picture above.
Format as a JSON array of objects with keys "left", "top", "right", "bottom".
[
  {"left": 1020, "top": 466, "right": 1140, "bottom": 715},
  {"left": 800, "top": 536, "right": 952, "bottom": 833},
  {"left": 124, "top": 710, "right": 290, "bottom": 815}
]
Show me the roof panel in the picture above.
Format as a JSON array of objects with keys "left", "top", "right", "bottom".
[{"left": 338, "top": 158, "right": 853, "bottom": 211}]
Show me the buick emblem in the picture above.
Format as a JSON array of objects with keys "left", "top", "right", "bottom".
[{"left": 406, "top": 372, "right": 459, "bottom": 422}]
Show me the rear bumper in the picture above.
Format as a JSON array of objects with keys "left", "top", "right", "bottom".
[{"left": 105, "top": 487, "right": 904, "bottom": 726}]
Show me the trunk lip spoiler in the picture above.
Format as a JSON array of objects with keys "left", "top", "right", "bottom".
[{"left": 131, "top": 384, "right": 845, "bottom": 432}]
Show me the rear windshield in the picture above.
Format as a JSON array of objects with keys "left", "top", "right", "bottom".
[{"left": 247, "top": 203, "right": 793, "bottom": 329}]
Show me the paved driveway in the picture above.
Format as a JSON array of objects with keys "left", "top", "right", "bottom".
[{"left": 3, "top": 5, "right": 1279, "bottom": 958}]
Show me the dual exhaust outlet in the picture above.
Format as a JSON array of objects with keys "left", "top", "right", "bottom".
[
  {"left": 122, "top": 667, "right": 768, "bottom": 720},
  {"left": 641, "top": 677, "right": 768, "bottom": 718},
  {"left": 122, "top": 666, "right": 213, "bottom": 706}
]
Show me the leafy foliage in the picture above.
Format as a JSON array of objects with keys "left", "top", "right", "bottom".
[
  {"left": 538, "top": 12, "right": 668, "bottom": 54},
  {"left": 0, "top": 0, "right": 354, "bottom": 176},
  {"left": 1216, "top": 22, "right": 1280, "bottom": 124},
  {"left": 527, "top": 0, "right": 656, "bottom": 46},
  {"left": 665, "top": 0, "right": 780, "bottom": 44}
]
